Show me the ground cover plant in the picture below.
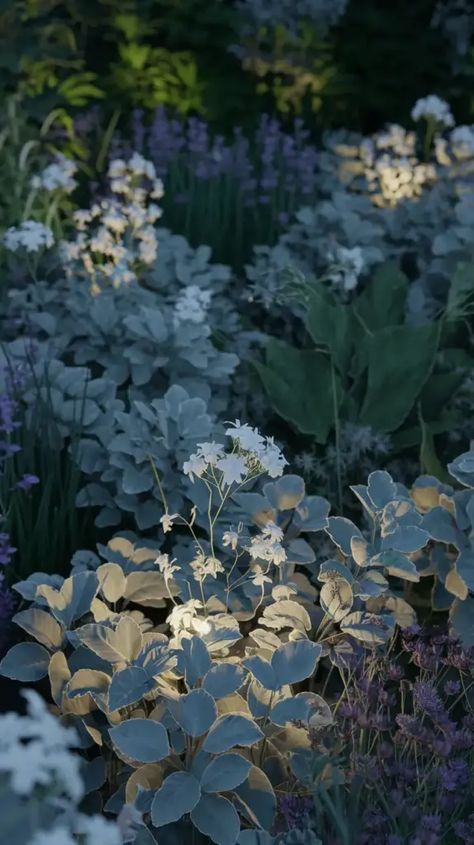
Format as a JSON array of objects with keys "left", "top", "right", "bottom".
[{"left": 1, "top": 4, "right": 474, "bottom": 844}]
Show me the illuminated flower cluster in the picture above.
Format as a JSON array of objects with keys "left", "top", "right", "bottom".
[
  {"left": 183, "top": 421, "right": 287, "bottom": 487},
  {"left": 359, "top": 124, "right": 437, "bottom": 206},
  {"left": 60, "top": 152, "right": 163, "bottom": 292},
  {"left": 173, "top": 284, "right": 212, "bottom": 326},
  {"left": 3, "top": 220, "right": 55, "bottom": 253}
]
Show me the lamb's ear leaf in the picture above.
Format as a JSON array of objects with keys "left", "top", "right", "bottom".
[
  {"left": 200, "top": 753, "right": 251, "bottom": 793},
  {"left": 109, "top": 718, "right": 169, "bottom": 764},
  {"left": 13, "top": 608, "right": 64, "bottom": 650},
  {"left": 151, "top": 771, "right": 201, "bottom": 827},
  {"left": 0, "top": 642, "right": 50, "bottom": 681},
  {"left": 191, "top": 794, "right": 240, "bottom": 845}
]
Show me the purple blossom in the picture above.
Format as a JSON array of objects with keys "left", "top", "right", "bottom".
[
  {"left": 14, "top": 473, "right": 40, "bottom": 492},
  {"left": 0, "top": 533, "right": 16, "bottom": 567},
  {"left": 444, "top": 679, "right": 461, "bottom": 696},
  {"left": 278, "top": 794, "right": 313, "bottom": 830},
  {"left": 439, "top": 758, "right": 470, "bottom": 792}
]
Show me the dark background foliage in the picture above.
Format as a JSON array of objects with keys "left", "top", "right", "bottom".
[{"left": 1, "top": 0, "right": 471, "bottom": 136}]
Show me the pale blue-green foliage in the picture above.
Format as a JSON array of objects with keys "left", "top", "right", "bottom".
[
  {"left": 0, "top": 554, "right": 324, "bottom": 845},
  {"left": 246, "top": 190, "right": 386, "bottom": 312},
  {"left": 77, "top": 384, "right": 215, "bottom": 528},
  {"left": 248, "top": 135, "right": 474, "bottom": 321},
  {"left": 5, "top": 228, "right": 241, "bottom": 410}
]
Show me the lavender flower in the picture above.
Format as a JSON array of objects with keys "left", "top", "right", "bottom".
[{"left": 14, "top": 473, "right": 40, "bottom": 492}]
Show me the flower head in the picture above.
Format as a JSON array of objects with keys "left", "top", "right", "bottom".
[
  {"left": 411, "top": 95, "right": 455, "bottom": 127},
  {"left": 4, "top": 221, "right": 54, "bottom": 253}
]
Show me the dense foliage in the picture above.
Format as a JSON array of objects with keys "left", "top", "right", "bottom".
[{"left": 1, "top": 3, "right": 474, "bottom": 844}]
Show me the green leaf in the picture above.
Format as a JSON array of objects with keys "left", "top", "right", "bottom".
[
  {"left": 354, "top": 263, "right": 408, "bottom": 331},
  {"left": 360, "top": 323, "right": 440, "bottom": 432},
  {"left": 306, "top": 287, "right": 353, "bottom": 375},
  {"left": 255, "top": 339, "right": 339, "bottom": 442},
  {"left": 445, "top": 262, "right": 474, "bottom": 321}
]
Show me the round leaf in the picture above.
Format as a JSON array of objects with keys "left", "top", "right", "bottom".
[
  {"left": 169, "top": 689, "right": 217, "bottom": 738},
  {"left": 201, "top": 753, "right": 251, "bottom": 793},
  {"left": 151, "top": 771, "right": 201, "bottom": 827},
  {"left": 0, "top": 642, "right": 50, "bottom": 681},
  {"left": 191, "top": 794, "right": 240, "bottom": 845},
  {"left": 109, "top": 718, "right": 169, "bottom": 763},
  {"left": 203, "top": 714, "right": 263, "bottom": 754}
]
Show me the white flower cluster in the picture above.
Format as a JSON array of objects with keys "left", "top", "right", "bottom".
[
  {"left": 60, "top": 152, "right": 163, "bottom": 292},
  {"left": 4, "top": 220, "right": 55, "bottom": 253},
  {"left": 0, "top": 690, "right": 121, "bottom": 845},
  {"left": 0, "top": 689, "right": 82, "bottom": 800},
  {"left": 183, "top": 422, "right": 287, "bottom": 487},
  {"left": 173, "top": 284, "right": 212, "bottom": 326},
  {"left": 248, "top": 521, "right": 286, "bottom": 567},
  {"left": 31, "top": 154, "right": 78, "bottom": 194},
  {"left": 327, "top": 244, "right": 364, "bottom": 291},
  {"left": 411, "top": 95, "right": 455, "bottom": 127}
]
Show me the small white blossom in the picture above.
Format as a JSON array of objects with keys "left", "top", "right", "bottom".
[
  {"left": 216, "top": 454, "right": 248, "bottom": 486},
  {"left": 160, "top": 512, "right": 179, "bottom": 533},
  {"left": 450, "top": 125, "right": 474, "bottom": 158},
  {"left": 31, "top": 828, "right": 76, "bottom": 845},
  {"left": 31, "top": 154, "right": 77, "bottom": 193},
  {"left": 248, "top": 532, "right": 287, "bottom": 566},
  {"left": 411, "top": 95, "right": 455, "bottom": 127},
  {"left": 196, "top": 441, "right": 225, "bottom": 465},
  {"left": 0, "top": 690, "right": 82, "bottom": 801},
  {"left": 183, "top": 452, "right": 208, "bottom": 481},
  {"left": 167, "top": 599, "right": 203, "bottom": 634},
  {"left": 222, "top": 529, "right": 240, "bottom": 550},
  {"left": 327, "top": 245, "right": 364, "bottom": 292},
  {"left": 225, "top": 421, "right": 265, "bottom": 453},
  {"left": 173, "top": 285, "right": 212, "bottom": 326},
  {"left": 262, "top": 521, "right": 284, "bottom": 542},
  {"left": 155, "top": 553, "right": 180, "bottom": 579},
  {"left": 251, "top": 570, "right": 273, "bottom": 588},
  {"left": 259, "top": 436, "right": 288, "bottom": 477},
  {"left": 4, "top": 220, "right": 55, "bottom": 253},
  {"left": 190, "top": 553, "right": 225, "bottom": 581}
]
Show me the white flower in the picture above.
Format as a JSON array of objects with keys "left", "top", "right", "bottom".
[
  {"left": 251, "top": 570, "right": 273, "bottom": 588},
  {"left": 225, "top": 420, "right": 265, "bottom": 453},
  {"left": 262, "top": 521, "right": 284, "bottom": 542},
  {"left": 450, "top": 125, "right": 474, "bottom": 158},
  {"left": 190, "top": 553, "right": 225, "bottom": 581},
  {"left": 173, "top": 285, "right": 212, "bottom": 325},
  {"left": 411, "top": 95, "right": 454, "bottom": 127},
  {"left": 183, "top": 453, "right": 208, "bottom": 481},
  {"left": 160, "top": 512, "right": 179, "bottom": 533},
  {"left": 222, "top": 529, "right": 240, "bottom": 550},
  {"left": 216, "top": 454, "right": 248, "bottom": 486},
  {"left": 155, "top": 553, "right": 180, "bottom": 580},
  {"left": 327, "top": 245, "right": 364, "bottom": 292},
  {"left": 0, "top": 690, "right": 82, "bottom": 801},
  {"left": 167, "top": 599, "right": 203, "bottom": 634},
  {"left": 31, "top": 154, "right": 77, "bottom": 193},
  {"left": 248, "top": 532, "right": 286, "bottom": 566},
  {"left": 259, "top": 436, "right": 288, "bottom": 477},
  {"left": 196, "top": 441, "right": 225, "bottom": 465},
  {"left": 4, "top": 220, "right": 55, "bottom": 253}
]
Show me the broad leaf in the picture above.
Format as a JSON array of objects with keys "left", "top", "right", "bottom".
[
  {"left": 151, "top": 771, "right": 201, "bottom": 827},
  {"left": 201, "top": 753, "right": 251, "bottom": 793},
  {"left": 203, "top": 714, "right": 263, "bottom": 753},
  {"left": 0, "top": 642, "right": 50, "bottom": 681},
  {"left": 110, "top": 718, "right": 169, "bottom": 763},
  {"left": 191, "top": 794, "right": 240, "bottom": 845}
]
